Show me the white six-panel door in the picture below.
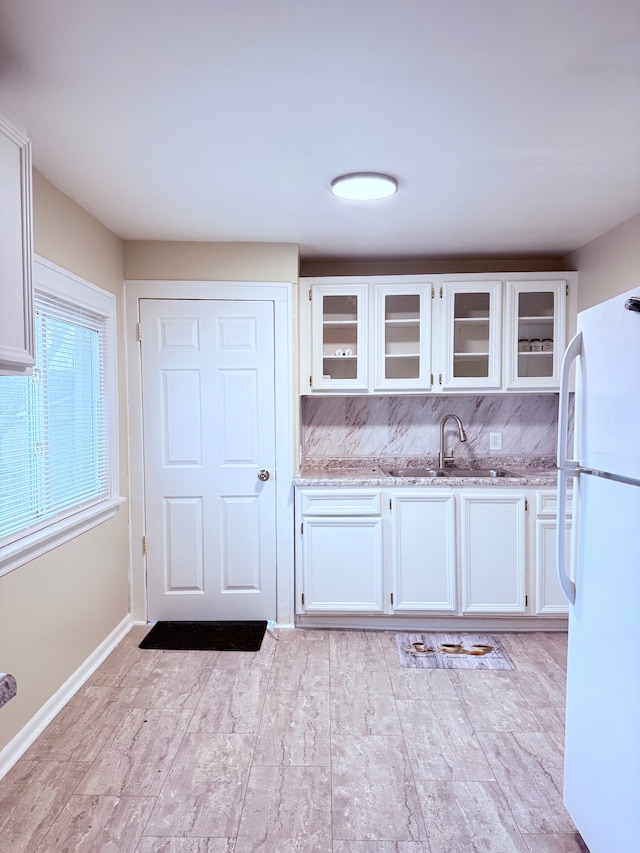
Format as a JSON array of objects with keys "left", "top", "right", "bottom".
[{"left": 140, "top": 298, "right": 277, "bottom": 621}]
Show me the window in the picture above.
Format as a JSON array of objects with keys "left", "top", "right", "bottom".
[{"left": 0, "top": 257, "right": 123, "bottom": 576}]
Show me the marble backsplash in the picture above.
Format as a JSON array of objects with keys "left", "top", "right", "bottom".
[{"left": 301, "top": 394, "right": 573, "bottom": 462}]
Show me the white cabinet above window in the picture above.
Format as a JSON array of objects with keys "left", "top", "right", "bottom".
[
  {"left": 300, "top": 272, "right": 577, "bottom": 395},
  {"left": 0, "top": 113, "right": 34, "bottom": 374}
]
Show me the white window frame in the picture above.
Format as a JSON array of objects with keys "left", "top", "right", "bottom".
[{"left": 0, "top": 256, "right": 125, "bottom": 577}]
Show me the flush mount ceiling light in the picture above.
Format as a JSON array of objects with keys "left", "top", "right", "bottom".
[{"left": 330, "top": 172, "right": 398, "bottom": 200}]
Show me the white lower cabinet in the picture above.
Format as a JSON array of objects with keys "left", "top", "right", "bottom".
[
  {"left": 297, "top": 489, "right": 384, "bottom": 613},
  {"left": 391, "top": 491, "right": 456, "bottom": 612},
  {"left": 534, "top": 490, "right": 572, "bottom": 614},
  {"left": 459, "top": 490, "right": 527, "bottom": 614},
  {"left": 296, "top": 485, "right": 566, "bottom": 621}
]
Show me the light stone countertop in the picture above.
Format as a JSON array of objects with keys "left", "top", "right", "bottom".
[
  {"left": 294, "top": 456, "right": 559, "bottom": 488},
  {"left": 0, "top": 673, "right": 17, "bottom": 709}
]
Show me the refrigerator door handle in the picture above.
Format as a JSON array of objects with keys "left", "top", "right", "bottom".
[
  {"left": 556, "top": 469, "right": 576, "bottom": 604},
  {"left": 557, "top": 331, "right": 582, "bottom": 471}
]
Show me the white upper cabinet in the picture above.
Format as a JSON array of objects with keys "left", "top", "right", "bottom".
[
  {"left": 372, "top": 282, "right": 432, "bottom": 391},
  {"left": 0, "top": 113, "right": 34, "bottom": 374},
  {"left": 440, "top": 280, "right": 502, "bottom": 391},
  {"left": 504, "top": 280, "right": 567, "bottom": 390},
  {"left": 300, "top": 272, "right": 576, "bottom": 395},
  {"left": 310, "top": 282, "right": 369, "bottom": 391},
  {"left": 304, "top": 276, "right": 433, "bottom": 393}
]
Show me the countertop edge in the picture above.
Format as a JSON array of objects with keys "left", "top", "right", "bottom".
[
  {"left": 294, "top": 470, "right": 559, "bottom": 487},
  {"left": 0, "top": 673, "right": 17, "bottom": 709}
]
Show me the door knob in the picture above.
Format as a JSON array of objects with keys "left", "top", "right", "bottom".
[{"left": 258, "top": 469, "right": 270, "bottom": 482}]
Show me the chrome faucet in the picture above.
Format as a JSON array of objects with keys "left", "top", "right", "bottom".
[{"left": 439, "top": 414, "right": 467, "bottom": 468}]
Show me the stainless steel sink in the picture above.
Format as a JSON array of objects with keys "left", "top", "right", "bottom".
[
  {"left": 380, "top": 467, "right": 448, "bottom": 478},
  {"left": 445, "top": 468, "right": 521, "bottom": 478},
  {"left": 380, "top": 466, "right": 522, "bottom": 479}
]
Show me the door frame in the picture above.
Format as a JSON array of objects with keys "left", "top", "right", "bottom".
[{"left": 124, "top": 280, "right": 295, "bottom": 627}]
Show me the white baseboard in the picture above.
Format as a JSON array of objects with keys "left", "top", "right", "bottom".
[
  {"left": 295, "top": 614, "right": 568, "bottom": 632},
  {"left": 0, "top": 615, "right": 132, "bottom": 780}
]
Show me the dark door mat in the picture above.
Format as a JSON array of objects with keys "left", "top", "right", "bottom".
[{"left": 139, "top": 620, "right": 267, "bottom": 652}]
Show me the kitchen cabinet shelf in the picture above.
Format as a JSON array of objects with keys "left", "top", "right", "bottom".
[{"left": 323, "top": 355, "right": 357, "bottom": 361}]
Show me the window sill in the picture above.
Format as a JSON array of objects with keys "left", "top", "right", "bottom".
[{"left": 0, "top": 497, "right": 127, "bottom": 578}]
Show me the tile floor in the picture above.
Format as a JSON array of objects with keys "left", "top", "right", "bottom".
[{"left": 0, "top": 626, "right": 590, "bottom": 852}]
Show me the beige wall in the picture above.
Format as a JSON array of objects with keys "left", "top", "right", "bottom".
[
  {"left": 300, "top": 256, "right": 570, "bottom": 278},
  {"left": 124, "top": 240, "right": 298, "bottom": 282},
  {"left": 0, "top": 174, "right": 129, "bottom": 752},
  {"left": 564, "top": 213, "right": 640, "bottom": 312}
]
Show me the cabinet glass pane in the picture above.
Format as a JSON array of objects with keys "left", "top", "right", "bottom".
[
  {"left": 453, "top": 292, "right": 489, "bottom": 378},
  {"left": 322, "top": 294, "right": 358, "bottom": 380},
  {"left": 384, "top": 294, "right": 420, "bottom": 379},
  {"left": 516, "top": 291, "right": 554, "bottom": 379}
]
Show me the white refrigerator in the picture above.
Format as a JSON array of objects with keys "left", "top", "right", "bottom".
[{"left": 557, "top": 285, "right": 640, "bottom": 853}]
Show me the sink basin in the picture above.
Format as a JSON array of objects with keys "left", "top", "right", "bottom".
[
  {"left": 380, "top": 466, "right": 522, "bottom": 479},
  {"left": 381, "top": 467, "right": 448, "bottom": 478},
  {"left": 445, "top": 468, "right": 521, "bottom": 478}
]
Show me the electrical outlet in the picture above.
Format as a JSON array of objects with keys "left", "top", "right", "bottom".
[{"left": 489, "top": 432, "right": 502, "bottom": 451}]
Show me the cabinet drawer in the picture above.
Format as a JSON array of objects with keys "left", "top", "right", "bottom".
[
  {"left": 300, "top": 489, "right": 382, "bottom": 516},
  {"left": 536, "top": 490, "right": 573, "bottom": 518}
]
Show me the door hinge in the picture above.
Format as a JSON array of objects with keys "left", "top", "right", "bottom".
[
  {"left": 525, "top": 499, "right": 529, "bottom": 511},
  {"left": 308, "top": 288, "right": 312, "bottom": 301},
  {"left": 301, "top": 593, "right": 305, "bottom": 605},
  {"left": 300, "top": 522, "right": 304, "bottom": 534},
  {"left": 439, "top": 373, "right": 443, "bottom": 385},
  {"left": 142, "top": 535, "right": 147, "bottom": 555},
  {"left": 389, "top": 498, "right": 392, "bottom": 511},
  {"left": 431, "top": 286, "right": 435, "bottom": 298},
  {"left": 309, "top": 375, "right": 312, "bottom": 387},
  {"left": 439, "top": 286, "right": 443, "bottom": 298},
  {"left": 566, "top": 283, "right": 569, "bottom": 296},
  {"left": 525, "top": 594, "right": 529, "bottom": 607},
  {"left": 136, "top": 322, "right": 142, "bottom": 342},
  {"left": 390, "top": 592, "right": 394, "bottom": 605},
  {"left": 430, "top": 373, "right": 433, "bottom": 385}
]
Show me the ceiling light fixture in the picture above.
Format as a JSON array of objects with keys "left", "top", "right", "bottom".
[{"left": 330, "top": 172, "right": 398, "bottom": 201}]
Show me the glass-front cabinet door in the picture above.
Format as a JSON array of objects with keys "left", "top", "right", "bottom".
[
  {"left": 441, "top": 281, "right": 502, "bottom": 390},
  {"left": 504, "top": 280, "right": 566, "bottom": 389},
  {"left": 310, "top": 283, "right": 368, "bottom": 390},
  {"left": 373, "top": 283, "right": 432, "bottom": 391}
]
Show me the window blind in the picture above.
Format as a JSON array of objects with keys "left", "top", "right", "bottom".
[{"left": 0, "top": 293, "right": 110, "bottom": 542}]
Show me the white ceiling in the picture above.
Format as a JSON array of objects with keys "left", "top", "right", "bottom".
[{"left": 0, "top": 0, "right": 639, "bottom": 260}]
